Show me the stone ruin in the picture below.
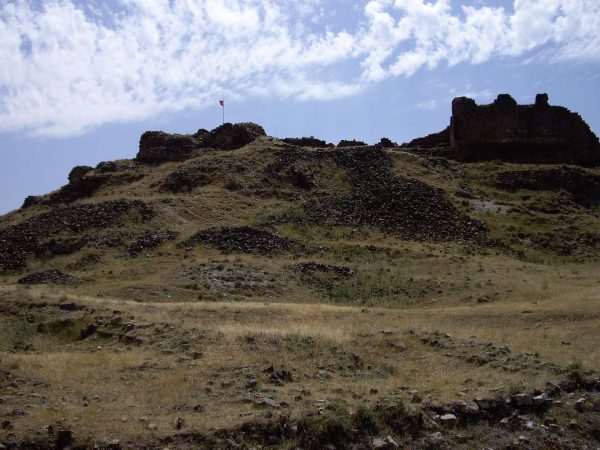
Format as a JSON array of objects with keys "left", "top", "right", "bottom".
[
  {"left": 406, "top": 94, "right": 600, "bottom": 166},
  {"left": 136, "top": 122, "right": 266, "bottom": 163}
]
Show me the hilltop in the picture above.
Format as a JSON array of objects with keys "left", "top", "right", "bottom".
[{"left": 1, "top": 95, "right": 600, "bottom": 449}]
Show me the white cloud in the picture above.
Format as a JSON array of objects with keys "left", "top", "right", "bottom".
[
  {"left": 358, "top": 0, "right": 600, "bottom": 80},
  {"left": 0, "top": 0, "right": 598, "bottom": 137},
  {"left": 416, "top": 99, "right": 438, "bottom": 110}
]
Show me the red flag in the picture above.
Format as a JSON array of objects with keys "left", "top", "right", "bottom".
[{"left": 219, "top": 99, "right": 224, "bottom": 107}]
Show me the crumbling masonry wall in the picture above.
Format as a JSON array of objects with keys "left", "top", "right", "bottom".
[{"left": 449, "top": 94, "right": 600, "bottom": 165}]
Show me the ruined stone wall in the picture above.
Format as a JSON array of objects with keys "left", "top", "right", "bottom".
[{"left": 449, "top": 94, "right": 600, "bottom": 165}]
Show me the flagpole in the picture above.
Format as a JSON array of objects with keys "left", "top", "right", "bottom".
[{"left": 222, "top": 102, "right": 225, "bottom": 125}]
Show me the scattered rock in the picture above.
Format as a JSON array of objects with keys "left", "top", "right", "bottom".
[
  {"left": 426, "top": 431, "right": 447, "bottom": 446},
  {"left": 533, "top": 392, "right": 550, "bottom": 406},
  {"left": 508, "top": 393, "right": 533, "bottom": 409},
  {"left": 255, "top": 397, "right": 280, "bottom": 408},
  {"left": 371, "top": 436, "right": 399, "bottom": 449},
  {"left": 440, "top": 413, "right": 458, "bottom": 425},
  {"left": 1, "top": 200, "right": 154, "bottom": 272},
  {"left": 268, "top": 147, "right": 486, "bottom": 242}
]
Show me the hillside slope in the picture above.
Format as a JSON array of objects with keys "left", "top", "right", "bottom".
[{"left": 1, "top": 122, "right": 600, "bottom": 449}]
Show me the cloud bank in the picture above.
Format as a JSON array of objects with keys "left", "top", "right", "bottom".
[{"left": 0, "top": 0, "right": 599, "bottom": 137}]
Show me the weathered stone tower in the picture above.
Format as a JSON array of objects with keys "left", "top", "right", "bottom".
[{"left": 449, "top": 94, "right": 600, "bottom": 165}]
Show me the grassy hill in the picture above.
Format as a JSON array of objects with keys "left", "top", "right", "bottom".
[{"left": 1, "top": 130, "right": 599, "bottom": 449}]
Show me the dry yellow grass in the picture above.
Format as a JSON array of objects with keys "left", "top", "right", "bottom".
[{"left": 1, "top": 272, "right": 598, "bottom": 444}]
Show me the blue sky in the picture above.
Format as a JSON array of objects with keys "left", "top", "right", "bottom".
[{"left": 1, "top": 0, "right": 600, "bottom": 214}]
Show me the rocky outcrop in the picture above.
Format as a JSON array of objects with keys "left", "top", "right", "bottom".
[
  {"left": 136, "top": 123, "right": 266, "bottom": 163},
  {"left": 449, "top": 94, "right": 600, "bottom": 165}
]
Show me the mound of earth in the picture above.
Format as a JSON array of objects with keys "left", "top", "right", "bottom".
[
  {"left": 17, "top": 269, "right": 77, "bottom": 285},
  {"left": 0, "top": 200, "right": 154, "bottom": 272},
  {"left": 129, "top": 230, "right": 179, "bottom": 256},
  {"left": 496, "top": 167, "right": 600, "bottom": 207},
  {"left": 179, "top": 226, "right": 298, "bottom": 254},
  {"left": 268, "top": 147, "right": 486, "bottom": 242}
]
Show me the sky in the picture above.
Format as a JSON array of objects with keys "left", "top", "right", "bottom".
[{"left": 1, "top": 0, "right": 600, "bottom": 214}]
